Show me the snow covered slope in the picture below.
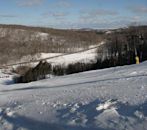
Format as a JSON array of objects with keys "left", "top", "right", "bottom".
[
  {"left": 12, "top": 47, "right": 98, "bottom": 68},
  {"left": 0, "top": 62, "right": 147, "bottom": 130},
  {"left": 45, "top": 48, "right": 97, "bottom": 65}
]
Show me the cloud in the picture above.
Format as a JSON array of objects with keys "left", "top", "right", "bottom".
[
  {"left": 76, "top": 12, "right": 146, "bottom": 29},
  {"left": 50, "top": 0, "right": 73, "bottom": 9},
  {"left": 37, "top": 14, "right": 147, "bottom": 29},
  {"left": 78, "top": 9, "right": 118, "bottom": 26},
  {"left": 132, "top": 16, "right": 141, "bottom": 21},
  {"left": 80, "top": 9, "right": 118, "bottom": 20},
  {"left": 53, "top": 0, "right": 72, "bottom": 8},
  {"left": 52, "top": 12, "right": 68, "bottom": 17},
  {"left": 42, "top": 9, "right": 119, "bottom": 29},
  {"left": 43, "top": 12, "right": 69, "bottom": 19},
  {"left": 17, "top": 0, "right": 44, "bottom": 7},
  {"left": 129, "top": 5, "right": 147, "bottom": 14},
  {"left": 89, "top": 9, "right": 118, "bottom": 16},
  {"left": 0, "top": 14, "right": 18, "bottom": 18}
]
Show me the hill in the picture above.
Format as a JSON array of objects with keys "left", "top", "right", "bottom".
[
  {"left": 0, "top": 24, "right": 104, "bottom": 65},
  {"left": 0, "top": 24, "right": 147, "bottom": 72}
]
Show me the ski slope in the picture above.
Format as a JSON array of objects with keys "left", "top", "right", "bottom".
[
  {"left": 0, "top": 61, "right": 147, "bottom": 130},
  {"left": 5, "top": 47, "right": 98, "bottom": 69}
]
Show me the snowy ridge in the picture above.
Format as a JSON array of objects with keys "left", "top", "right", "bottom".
[{"left": 0, "top": 61, "right": 147, "bottom": 130}]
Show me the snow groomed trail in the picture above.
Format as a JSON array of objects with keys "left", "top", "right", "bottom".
[{"left": 0, "top": 62, "right": 147, "bottom": 130}]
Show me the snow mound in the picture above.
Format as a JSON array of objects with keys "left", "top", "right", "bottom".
[{"left": 96, "top": 99, "right": 117, "bottom": 111}]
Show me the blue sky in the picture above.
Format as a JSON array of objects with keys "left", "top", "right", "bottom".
[{"left": 0, "top": 0, "right": 147, "bottom": 29}]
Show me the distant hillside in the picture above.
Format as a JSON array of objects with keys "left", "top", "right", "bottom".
[
  {"left": 0, "top": 24, "right": 104, "bottom": 65},
  {"left": 0, "top": 24, "right": 147, "bottom": 66}
]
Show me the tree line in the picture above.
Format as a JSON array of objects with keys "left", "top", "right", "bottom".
[{"left": 99, "top": 26, "right": 147, "bottom": 66}]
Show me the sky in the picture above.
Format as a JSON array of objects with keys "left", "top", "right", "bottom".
[{"left": 0, "top": 0, "right": 147, "bottom": 29}]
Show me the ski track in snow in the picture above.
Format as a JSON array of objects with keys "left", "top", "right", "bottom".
[{"left": 0, "top": 62, "right": 147, "bottom": 130}]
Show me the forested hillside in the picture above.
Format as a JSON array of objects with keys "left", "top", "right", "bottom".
[
  {"left": 0, "top": 24, "right": 103, "bottom": 65},
  {"left": 0, "top": 24, "right": 147, "bottom": 66},
  {"left": 97, "top": 26, "right": 147, "bottom": 66}
]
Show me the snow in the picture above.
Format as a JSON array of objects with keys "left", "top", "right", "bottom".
[
  {"left": 96, "top": 99, "right": 117, "bottom": 111},
  {"left": 35, "top": 32, "right": 49, "bottom": 40},
  {"left": 46, "top": 48, "right": 97, "bottom": 65},
  {"left": 105, "top": 31, "right": 112, "bottom": 34},
  {"left": 5, "top": 41, "right": 105, "bottom": 70},
  {"left": 18, "top": 48, "right": 97, "bottom": 67},
  {"left": 39, "top": 53, "right": 62, "bottom": 59},
  {"left": 0, "top": 61, "right": 147, "bottom": 130},
  {"left": 20, "top": 53, "right": 62, "bottom": 63}
]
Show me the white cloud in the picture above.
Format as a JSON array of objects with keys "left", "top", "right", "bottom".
[
  {"left": 80, "top": 9, "right": 118, "bottom": 20},
  {"left": 129, "top": 5, "right": 147, "bottom": 14},
  {"left": 89, "top": 9, "right": 118, "bottom": 16},
  {"left": 17, "top": 0, "right": 44, "bottom": 7},
  {"left": 56, "top": 0, "right": 72, "bottom": 8},
  {"left": 0, "top": 14, "right": 18, "bottom": 18},
  {"left": 78, "top": 9, "right": 118, "bottom": 27},
  {"left": 43, "top": 12, "right": 69, "bottom": 19}
]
